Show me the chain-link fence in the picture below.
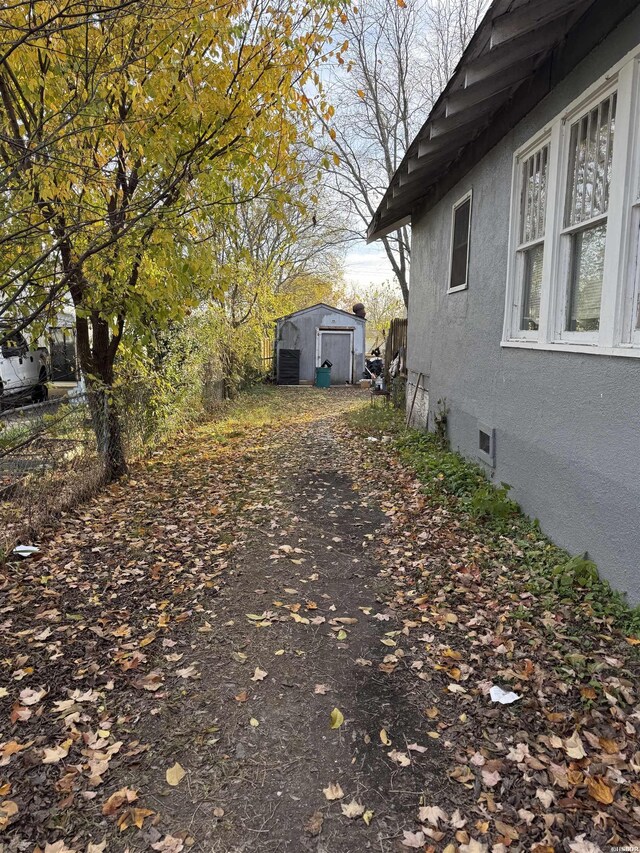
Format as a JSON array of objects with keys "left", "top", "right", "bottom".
[{"left": 0, "top": 371, "right": 224, "bottom": 559}]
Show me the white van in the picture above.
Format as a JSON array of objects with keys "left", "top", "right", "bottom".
[{"left": 0, "top": 328, "right": 50, "bottom": 409}]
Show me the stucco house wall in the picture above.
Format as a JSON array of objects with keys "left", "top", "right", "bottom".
[
  {"left": 276, "top": 305, "right": 366, "bottom": 384},
  {"left": 407, "top": 11, "right": 640, "bottom": 602}
]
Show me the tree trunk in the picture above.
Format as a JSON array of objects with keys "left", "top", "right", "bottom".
[
  {"left": 87, "top": 385, "right": 128, "bottom": 481},
  {"left": 75, "top": 311, "right": 128, "bottom": 482}
]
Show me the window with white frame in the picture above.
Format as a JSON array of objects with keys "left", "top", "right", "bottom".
[
  {"left": 515, "top": 143, "right": 549, "bottom": 333},
  {"left": 449, "top": 191, "right": 472, "bottom": 292},
  {"left": 503, "top": 44, "right": 640, "bottom": 356}
]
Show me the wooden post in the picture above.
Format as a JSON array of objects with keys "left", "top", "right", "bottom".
[{"left": 406, "top": 372, "right": 423, "bottom": 427}]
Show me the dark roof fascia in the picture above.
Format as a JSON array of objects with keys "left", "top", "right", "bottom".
[{"left": 368, "top": 0, "right": 639, "bottom": 241}]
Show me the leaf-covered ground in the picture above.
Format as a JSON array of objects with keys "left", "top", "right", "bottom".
[{"left": 1, "top": 387, "right": 639, "bottom": 853}]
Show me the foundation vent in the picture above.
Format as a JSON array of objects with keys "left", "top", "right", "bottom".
[{"left": 477, "top": 423, "right": 495, "bottom": 466}]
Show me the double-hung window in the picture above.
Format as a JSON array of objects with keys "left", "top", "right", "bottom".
[
  {"left": 503, "top": 44, "right": 640, "bottom": 357},
  {"left": 561, "top": 92, "right": 616, "bottom": 338},
  {"left": 514, "top": 144, "right": 549, "bottom": 334}
]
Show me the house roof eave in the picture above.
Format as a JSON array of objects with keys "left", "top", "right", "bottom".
[{"left": 368, "top": 0, "right": 637, "bottom": 242}]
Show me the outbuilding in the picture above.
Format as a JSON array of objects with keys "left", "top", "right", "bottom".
[{"left": 275, "top": 304, "right": 366, "bottom": 385}]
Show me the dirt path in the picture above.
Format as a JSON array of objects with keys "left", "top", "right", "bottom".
[
  {"left": 3, "top": 387, "right": 639, "bottom": 853},
  {"left": 163, "top": 406, "right": 450, "bottom": 853},
  {"left": 1, "top": 388, "right": 449, "bottom": 853}
]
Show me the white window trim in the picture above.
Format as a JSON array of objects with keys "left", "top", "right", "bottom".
[
  {"left": 504, "top": 133, "right": 551, "bottom": 342},
  {"left": 502, "top": 42, "right": 640, "bottom": 358},
  {"left": 448, "top": 189, "right": 472, "bottom": 293}
]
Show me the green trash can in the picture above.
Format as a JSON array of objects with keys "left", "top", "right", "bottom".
[{"left": 315, "top": 366, "right": 331, "bottom": 388}]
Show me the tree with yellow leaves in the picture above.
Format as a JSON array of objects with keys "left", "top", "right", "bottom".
[{"left": 0, "top": 0, "right": 347, "bottom": 476}]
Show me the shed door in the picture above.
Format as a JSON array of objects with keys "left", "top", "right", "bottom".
[{"left": 319, "top": 332, "right": 352, "bottom": 384}]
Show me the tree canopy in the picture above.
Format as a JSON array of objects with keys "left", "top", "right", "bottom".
[{"left": 0, "top": 0, "right": 347, "bottom": 376}]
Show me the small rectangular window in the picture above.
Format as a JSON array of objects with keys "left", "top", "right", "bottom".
[{"left": 449, "top": 193, "right": 471, "bottom": 291}]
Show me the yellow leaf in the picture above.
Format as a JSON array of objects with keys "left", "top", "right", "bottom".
[
  {"left": 363, "top": 809, "right": 374, "bottom": 825},
  {"left": 250, "top": 717, "right": 260, "bottom": 727},
  {"left": 165, "top": 762, "right": 186, "bottom": 786},
  {"left": 357, "top": 89, "right": 365, "bottom": 99},
  {"left": 336, "top": 629, "right": 347, "bottom": 640},
  {"left": 329, "top": 708, "right": 344, "bottom": 729},
  {"left": 379, "top": 729, "right": 391, "bottom": 745}
]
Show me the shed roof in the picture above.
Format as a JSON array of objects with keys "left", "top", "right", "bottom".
[
  {"left": 275, "top": 303, "right": 366, "bottom": 324},
  {"left": 368, "top": 0, "right": 636, "bottom": 241}
]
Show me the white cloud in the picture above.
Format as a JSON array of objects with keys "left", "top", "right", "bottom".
[{"left": 343, "top": 243, "right": 396, "bottom": 291}]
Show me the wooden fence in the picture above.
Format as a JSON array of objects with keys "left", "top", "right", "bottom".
[
  {"left": 260, "top": 337, "right": 274, "bottom": 375},
  {"left": 384, "top": 318, "right": 408, "bottom": 381}
]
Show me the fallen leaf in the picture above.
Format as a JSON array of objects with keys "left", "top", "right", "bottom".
[
  {"left": 251, "top": 667, "right": 268, "bottom": 682},
  {"left": 117, "top": 807, "right": 155, "bottom": 831},
  {"left": 536, "top": 788, "right": 555, "bottom": 808},
  {"left": 151, "top": 837, "right": 185, "bottom": 852},
  {"left": 0, "top": 800, "right": 19, "bottom": 830},
  {"left": 102, "top": 787, "right": 138, "bottom": 816},
  {"left": 362, "top": 809, "right": 374, "bottom": 825},
  {"left": 133, "top": 671, "right": 163, "bottom": 691},
  {"left": 304, "top": 810, "right": 324, "bottom": 836},
  {"left": 388, "top": 749, "right": 410, "bottom": 767},
  {"left": 314, "top": 684, "right": 330, "bottom": 694},
  {"left": 19, "top": 686, "right": 47, "bottom": 706},
  {"left": 481, "top": 769, "right": 501, "bottom": 787},
  {"left": 402, "top": 829, "right": 426, "bottom": 848},
  {"left": 341, "top": 799, "right": 365, "bottom": 818},
  {"left": 379, "top": 729, "right": 391, "bottom": 745},
  {"left": 176, "top": 664, "right": 199, "bottom": 679},
  {"left": 586, "top": 776, "right": 614, "bottom": 805},
  {"left": 249, "top": 717, "right": 260, "bottom": 727},
  {"left": 322, "top": 782, "right": 344, "bottom": 800},
  {"left": 418, "top": 805, "right": 448, "bottom": 826},
  {"left": 564, "top": 731, "right": 586, "bottom": 759},
  {"left": 166, "top": 762, "right": 186, "bottom": 786},
  {"left": 42, "top": 739, "right": 72, "bottom": 764},
  {"left": 329, "top": 707, "right": 344, "bottom": 729},
  {"left": 459, "top": 841, "right": 488, "bottom": 853}
]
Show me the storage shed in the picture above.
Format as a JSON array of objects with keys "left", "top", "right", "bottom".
[{"left": 275, "top": 304, "right": 366, "bottom": 385}]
